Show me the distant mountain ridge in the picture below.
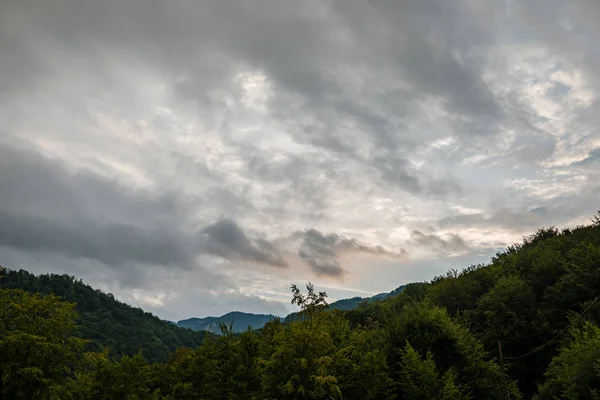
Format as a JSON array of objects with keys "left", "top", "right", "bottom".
[
  {"left": 177, "top": 311, "right": 277, "bottom": 333},
  {"left": 177, "top": 284, "right": 406, "bottom": 333},
  {"left": 329, "top": 284, "right": 406, "bottom": 310},
  {"left": 3, "top": 265, "right": 407, "bottom": 339}
]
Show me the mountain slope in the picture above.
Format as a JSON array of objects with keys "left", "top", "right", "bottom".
[
  {"left": 176, "top": 285, "right": 408, "bottom": 332},
  {"left": 0, "top": 268, "right": 208, "bottom": 363},
  {"left": 4, "top": 217, "right": 600, "bottom": 399},
  {"left": 330, "top": 285, "right": 407, "bottom": 310},
  {"left": 283, "top": 284, "right": 406, "bottom": 323},
  {"left": 344, "top": 220, "right": 600, "bottom": 396},
  {"left": 177, "top": 311, "right": 277, "bottom": 333}
]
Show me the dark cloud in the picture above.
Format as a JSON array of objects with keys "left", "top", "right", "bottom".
[
  {"left": 0, "top": 0, "right": 483, "bottom": 196},
  {"left": 0, "top": 143, "right": 196, "bottom": 268},
  {"left": 0, "top": 211, "right": 192, "bottom": 268},
  {"left": 409, "top": 230, "right": 469, "bottom": 255},
  {"left": 1, "top": 0, "right": 599, "bottom": 318},
  {"left": 299, "top": 254, "right": 346, "bottom": 279},
  {"left": 200, "top": 219, "right": 288, "bottom": 268},
  {"left": 0, "top": 143, "right": 186, "bottom": 225},
  {"left": 515, "top": 1, "right": 600, "bottom": 86},
  {"left": 0, "top": 245, "right": 284, "bottom": 320},
  {"left": 294, "top": 229, "right": 407, "bottom": 278},
  {"left": 576, "top": 149, "right": 600, "bottom": 166}
]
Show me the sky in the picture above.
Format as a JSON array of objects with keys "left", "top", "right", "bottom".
[{"left": 1, "top": 0, "right": 599, "bottom": 321}]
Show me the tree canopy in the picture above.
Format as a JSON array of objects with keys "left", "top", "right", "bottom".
[
  {"left": 0, "top": 268, "right": 207, "bottom": 363},
  {"left": 2, "top": 214, "right": 600, "bottom": 399}
]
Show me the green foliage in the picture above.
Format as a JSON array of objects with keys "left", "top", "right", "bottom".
[
  {"left": 90, "top": 353, "right": 158, "bottom": 400},
  {"left": 2, "top": 213, "right": 600, "bottom": 399},
  {"left": 336, "top": 322, "right": 395, "bottom": 399},
  {"left": 260, "top": 286, "right": 341, "bottom": 399},
  {"left": 475, "top": 275, "right": 537, "bottom": 348},
  {"left": 1, "top": 269, "right": 207, "bottom": 363},
  {"left": 386, "top": 302, "right": 520, "bottom": 399},
  {"left": 290, "top": 282, "right": 329, "bottom": 317},
  {"left": 536, "top": 321, "right": 600, "bottom": 399},
  {"left": 398, "top": 342, "right": 469, "bottom": 399},
  {"left": 0, "top": 288, "right": 88, "bottom": 399}
]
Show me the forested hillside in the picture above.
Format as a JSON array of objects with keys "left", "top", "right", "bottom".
[
  {"left": 0, "top": 269, "right": 208, "bottom": 363},
  {"left": 1, "top": 216, "right": 600, "bottom": 399}
]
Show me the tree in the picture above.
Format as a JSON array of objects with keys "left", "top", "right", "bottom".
[
  {"left": 475, "top": 275, "right": 537, "bottom": 351},
  {"left": 0, "top": 289, "right": 88, "bottom": 399},
  {"left": 386, "top": 302, "right": 520, "bottom": 399},
  {"left": 1, "top": 268, "right": 207, "bottom": 363},
  {"left": 336, "top": 322, "right": 395, "bottom": 399},
  {"left": 89, "top": 353, "right": 158, "bottom": 400},
  {"left": 260, "top": 284, "right": 342, "bottom": 399},
  {"left": 1, "top": 215, "right": 599, "bottom": 399},
  {"left": 290, "top": 282, "right": 328, "bottom": 322},
  {"left": 398, "top": 342, "right": 469, "bottom": 400},
  {"left": 536, "top": 321, "right": 600, "bottom": 399}
]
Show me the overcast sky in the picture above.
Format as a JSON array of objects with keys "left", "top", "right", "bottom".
[{"left": 1, "top": 0, "right": 599, "bottom": 321}]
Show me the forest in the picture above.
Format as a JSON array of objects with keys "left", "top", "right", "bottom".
[
  {"left": 1, "top": 215, "right": 600, "bottom": 399},
  {"left": 1, "top": 269, "right": 208, "bottom": 363}
]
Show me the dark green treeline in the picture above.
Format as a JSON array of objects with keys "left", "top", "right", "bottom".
[{"left": 1, "top": 215, "right": 600, "bottom": 399}]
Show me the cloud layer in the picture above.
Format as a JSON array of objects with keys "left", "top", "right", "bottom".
[{"left": 1, "top": 0, "right": 599, "bottom": 319}]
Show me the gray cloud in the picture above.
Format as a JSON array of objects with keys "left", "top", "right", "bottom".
[
  {"left": 576, "top": 149, "right": 600, "bottom": 166},
  {"left": 0, "top": 211, "right": 192, "bottom": 268},
  {"left": 0, "top": 245, "right": 286, "bottom": 320},
  {"left": 409, "top": 230, "right": 469, "bottom": 256},
  {"left": 294, "top": 229, "right": 407, "bottom": 278},
  {"left": 200, "top": 219, "right": 288, "bottom": 268},
  {"left": 1, "top": 0, "right": 599, "bottom": 318},
  {"left": 0, "top": 0, "right": 482, "bottom": 196},
  {"left": 0, "top": 143, "right": 196, "bottom": 267}
]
